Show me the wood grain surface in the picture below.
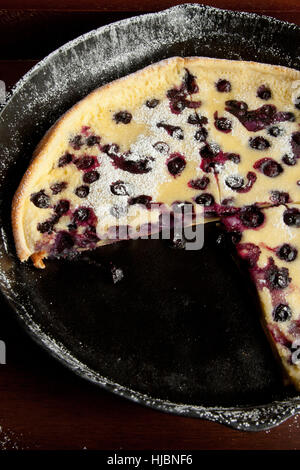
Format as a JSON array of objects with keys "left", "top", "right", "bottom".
[{"left": 0, "top": 0, "right": 300, "bottom": 451}]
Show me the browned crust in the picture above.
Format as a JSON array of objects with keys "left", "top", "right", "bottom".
[
  {"left": 31, "top": 252, "right": 47, "bottom": 269},
  {"left": 11, "top": 56, "right": 300, "bottom": 268},
  {"left": 184, "top": 57, "right": 300, "bottom": 79}
]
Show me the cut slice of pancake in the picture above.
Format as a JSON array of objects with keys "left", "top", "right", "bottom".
[{"left": 222, "top": 204, "right": 300, "bottom": 390}]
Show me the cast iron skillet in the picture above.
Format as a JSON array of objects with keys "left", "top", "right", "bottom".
[{"left": 0, "top": 4, "right": 300, "bottom": 431}]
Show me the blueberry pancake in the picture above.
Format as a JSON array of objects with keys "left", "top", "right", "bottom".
[{"left": 11, "top": 56, "right": 300, "bottom": 388}]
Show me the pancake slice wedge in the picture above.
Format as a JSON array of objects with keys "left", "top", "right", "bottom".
[{"left": 222, "top": 204, "right": 300, "bottom": 390}]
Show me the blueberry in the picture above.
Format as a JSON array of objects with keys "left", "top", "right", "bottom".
[
  {"left": 30, "top": 190, "right": 50, "bottom": 209},
  {"left": 194, "top": 127, "right": 208, "bottom": 142},
  {"left": 74, "top": 207, "right": 90, "bottom": 222},
  {"left": 254, "top": 158, "right": 283, "bottom": 177},
  {"left": 166, "top": 88, "right": 182, "bottom": 100},
  {"left": 240, "top": 205, "right": 264, "bottom": 228},
  {"left": 69, "top": 135, "right": 83, "bottom": 150},
  {"left": 214, "top": 117, "right": 232, "bottom": 133},
  {"left": 75, "top": 185, "right": 89, "bottom": 198},
  {"left": 194, "top": 193, "right": 215, "bottom": 206},
  {"left": 75, "top": 156, "right": 95, "bottom": 171},
  {"left": 167, "top": 154, "right": 186, "bottom": 177},
  {"left": 102, "top": 143, "right": 119, "bottom": 156},
  {"left": 110, "top": 181, "right": 130, "bottom": 196},
  {"left": 249, "top": 136, "right": 271, "bottom": 150},
  {"left": 187, "top": 114, "right": 208, "bottom": 125},
  {"left": 153, "top": 141, "right": 170, "bottom": 154},
  {"left": 171, "top": 100, "right": 186, "bottom": 113},
  {"left": 83, "top": 171, "right": 100, "bottom": 184},
  {"left": 225, "top": 175, "right": 244, "bottom": 190},
  {"left": 282, "top": 154, "right": 296, "bottom": 166},
  {"left": 273, "top": 304, "right": 292, "bottom": 322},
  {"left": 68, "top": 222, "right": 77, "bottom": 232},
  {"left": 37, "top": 219, "right": 55, "bottom": 234},
  {"left": 188, "top": 176, "right": 210, "bottom": 190},
  {"left": 86, "top": 135, "right": 100, "bottom": 147},
  {"left": 268, "top": 126, "right": 283, "bottom": 137},
  {"left": 114, "top": 111, "right": 132, "bottom": 124},
  {"left": 146, "top": 99, "right": 160, "bottom": 108},
  {"left": 227, "top": 153, "right": 241, "bottom": 164},
  {"left": 50, "top": 182, "right": 67, "bottom": 194},
  {"left": 257, "top": 85, "right": 272, "bottom": 100},
  {"left": 58, "top": 153, "right": 73, "bottom": 167},
  {"left": 270, "top": 191, "right": 290, "bottom": 204},
  {"left": 171, "top": 127, "right": 184, "bottom": 140},
  {"left": 267, "top": 264, "right": 290, "bottom": 290},
  {"left": 283, "top": 208, "right": 300, "bottom": 227},
  {"left": 200, "top": 144, "right": 219, "bottom": 159},
  {"left": 277, "top": 244, "right": 298, "bottom": 262},
  {"left": 216, "top": 79, "right": 231, "bottom": 92}
]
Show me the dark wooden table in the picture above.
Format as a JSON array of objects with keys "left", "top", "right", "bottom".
[{"left": 0, "top": 0, "right": 300, "bottom": 451}]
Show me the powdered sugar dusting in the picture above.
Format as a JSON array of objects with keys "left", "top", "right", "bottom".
[{"left": 86, "top": 98, "right": 203, "bottom": 227}]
